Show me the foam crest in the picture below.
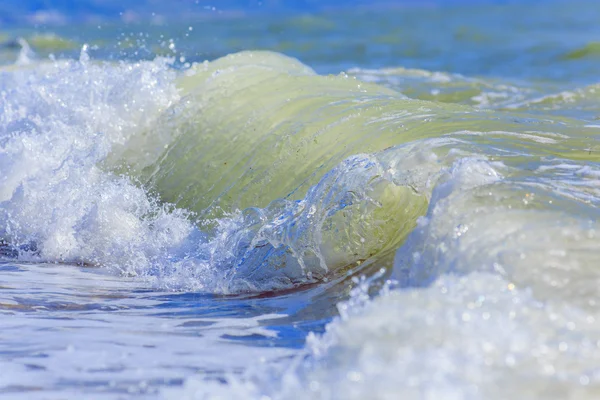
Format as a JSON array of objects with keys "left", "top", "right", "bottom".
[{"left": 0, "top": 57, "right": 194, "bottom": 277}]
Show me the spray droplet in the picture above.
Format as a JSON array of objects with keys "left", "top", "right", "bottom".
[
  {"left": 80, "top": 44, "right": 90, "bottom": 63},
  {"left": 15, "top": 38, "right": 35, "bottom": 66}
]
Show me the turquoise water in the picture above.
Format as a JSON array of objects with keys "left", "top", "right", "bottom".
[{"left": 1, "top": 1, "right": 600, "bottom": 398}]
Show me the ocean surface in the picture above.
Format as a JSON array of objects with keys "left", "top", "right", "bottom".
[{"left": 1, "top": 0, "right": 600, "bottom": 398}]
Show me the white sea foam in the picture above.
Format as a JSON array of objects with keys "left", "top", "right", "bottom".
[{"left": 0, "top": 56, "right": 196, "bottom": 278}]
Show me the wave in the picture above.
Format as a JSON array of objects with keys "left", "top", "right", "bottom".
[
  {"left": 348, "top": 66, "right": 534, "bottom": 108},
  {"left": 561, "top": 41, "right": 600, "bottom": 60},
  {"left": 2, "top": 48, "right": 600, "bottom": 398},
  {"left": 1, "top": 50, "right": 600, "bottom": 295},
  {"left": 349, "top": 65, "right": 600, "bottom": 122}
]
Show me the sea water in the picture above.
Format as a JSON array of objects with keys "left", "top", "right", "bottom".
[{"left": 1, "top": 1, "right": 600, "bottom": 398}]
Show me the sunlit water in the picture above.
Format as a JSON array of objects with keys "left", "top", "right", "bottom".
[{"left": 1, "top": 1, "right": 600, "bottom": 399}]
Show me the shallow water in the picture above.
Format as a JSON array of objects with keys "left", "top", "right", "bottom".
[
  {"left": 0, "top": 260, "right": 339, "bottom": 398},
  {"left": 1, "top": 1, "right": 600, "bottom": 399}
]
